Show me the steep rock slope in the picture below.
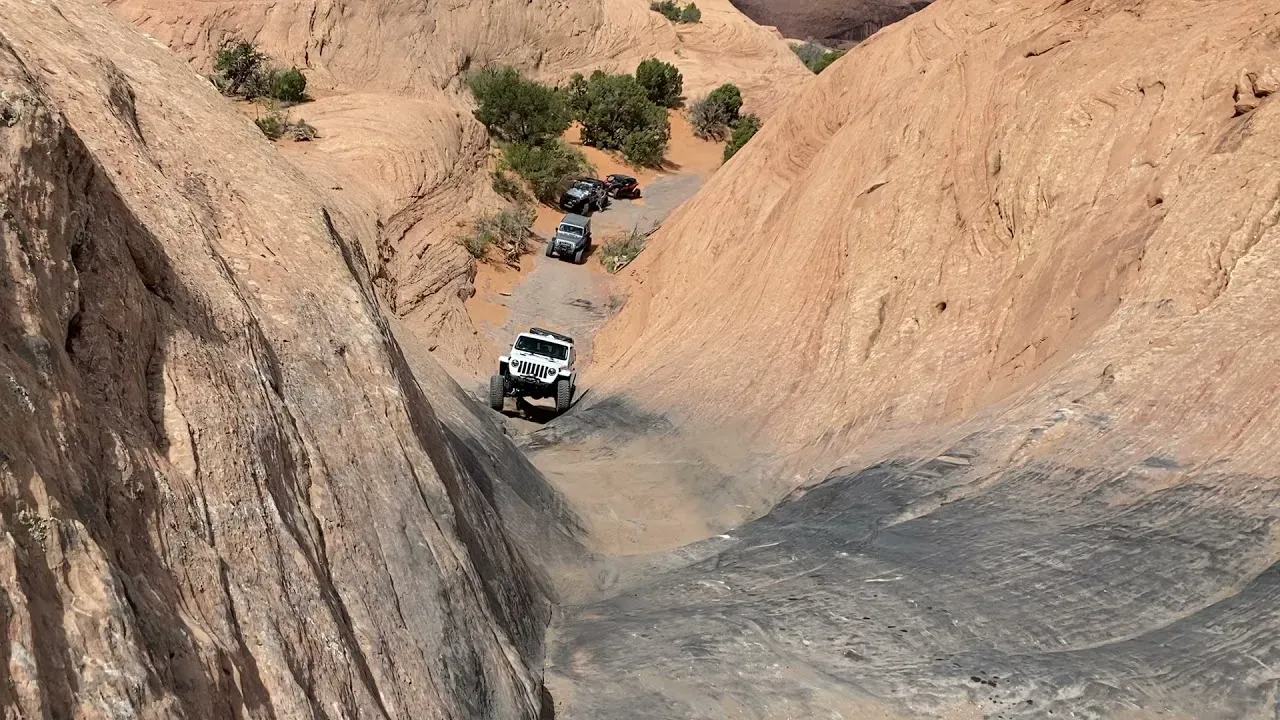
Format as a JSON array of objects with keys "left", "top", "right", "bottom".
[
  {"left": 105, "top": 0, "right": 812, "bottom": 375},
  {"left": 0, "top": 0, "right": 573, "bottom": 716},
  {"left": 550, "top": 1, "right": 1280, "bottom": 716},
  {"left": 729, "top": 0, "right": 932, "bottom": 44},
  {"left": 594, "top": 0, "right": 1280, "bottom": 481}
]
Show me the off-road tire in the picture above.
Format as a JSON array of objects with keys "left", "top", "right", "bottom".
[
  {"left": 545, "top": 241, "right": 554, "bottom": 257},
  {"left": 555, "top": 377, "right": 573, "bottom": 413},
  {"left": 488, "top": 374, "right": 506, "bottom": 411},
  {"left": 573, "top": 246, "right": 585, "bottom": 264}
]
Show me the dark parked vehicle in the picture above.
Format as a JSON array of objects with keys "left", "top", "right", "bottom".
[
  {"left": 559, "top": 178, "right": 608, "bottom": 213},
  {"left": 605, "top": 173, "right": 641, "bottom": 199}
]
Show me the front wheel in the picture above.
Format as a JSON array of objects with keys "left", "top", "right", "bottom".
[
  {"left": 573, "top": 246, "right": 584, "bottom": 264},
  {"left": 555, "top": 377, "right": 573, "bottom": 413},
  {"left": 545, "top": 241, "right": 554, "bottom": 257},
  {"left": 488, "top": 374, "right": 506, "bottom": 411}
]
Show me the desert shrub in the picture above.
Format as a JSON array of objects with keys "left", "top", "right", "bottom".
[
  {"left": 601, "top": 227, "right": 650, "bottom": 273},
  {"left": 288, "top": 118, "right": 318, "bottom": 141},
  {"left": 621, "top": 122, "right": 668, "bottom": 167},
  {"left": 255, "top": 107, "right": 286, "bottom": 140},
  {"left": 636, "top": 58, "right": 683, "bottom": 108},
  {"left": 459, "top": 233, "right": 490, "bottom": 259},
  {"left": 462, "top": 205, "right": 537, "bottom": 265},
  {"left": 722, "top": 112, "right": 760, "bottom": 161},
  {"left": 810, "top": 48, "right": 846, "bottom": 73},
  {"left": 255, "top": 103, "right": 318, "bottom": 142},
  {"left": 564, "top": 72, "right": 590, "bottom": 118},
  {"left": 688, "top": 95, "right": 731, "bottom": 140},
  {"left": 214, "top": 40, "right": 267, "bottom": 96},
  {"left": 213, "top": 40, "right": 311, "bottom": 102},
  {"left": 649, "top": 0, "right": 681, "bottom": 21},
  {"left": 650, "top": 0, "right": 700, "bottom": 23},
  {"left": 502, "top": 140, "right": 593, "bottom": 203},
  {"left": 574, "top": 71, "right": 671, "bottom": 165},
  {"left": 491, "top": 170, "right": 528, "bottom": 201},
  {"left": 791, "top": 42, "right": 844, "bottom": 73},
  {"left": 705, "top": 83, "right": 742, "bottom": 123},
  {"left": 790, "top": 42, "right": 826, "bottom": 67},
  {"left": 467, "top": 66, "right": 570, "bottom": 145},
  {"left": 269, "top": 67, "right": 308, "bottom": 102}
]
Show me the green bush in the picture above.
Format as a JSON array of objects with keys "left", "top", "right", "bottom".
[
  {"left": 491, "top": 170, "right": 529, "bottom": 201},
  {"left": 705, "top": 83, "right": 742, "bottom": 123},
  {"left": 636, "top": 58, "right": 683, "bottom": 108},
  {"left": 213, "top": 40, "right": 312, "bottom": 102},
  {"left": 573, "top": 71, "right": 670, "bottom": 166},
  {"left": 722, "top": 113, "right": 760, "bottom": 161},
  {"left": 649, "top": 0, "right": 681, "bottom": 21},
  {"left": 214, "top": 41, "right": 267, "bottom": 96},
  {"left": 601, "top": 227, "right": 649, "bottom": 273},
  {"left": 810, "top": 49, "right": 846, "bottom": 73},
  {"left": 621, "top": 125, "right": 668, "bottom": 167},
  {"left": 269, "top": 68, "right": 308, "bottom": 102},
  {"left": 790, "top": 42, "right": 826, "bottom": 67},
  {"left": 791, "top": 42, "right": 845, "bottom": 73},
  {"left": 255, "top": 110, "right": 285, "bottom": 140},
  {"left": 650, "top": 0, "right": 700, "bottom": 23},
  {"left": 459, "top": 233, "right": 491, "bottom": 259},
  {"left": 502, "top": 141, "right": 593, "bottom": 203},
  {"left": 467, "top": 66, "right": 570, "bottom": 145}
]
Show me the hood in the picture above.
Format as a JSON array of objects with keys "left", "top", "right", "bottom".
[{"left": 565, "top": 187, "right": 587, "bottom": 198}]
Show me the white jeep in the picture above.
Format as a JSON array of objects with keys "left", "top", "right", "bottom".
[{"left": 489, "top": 328, "right": 577, "bottom": 413}]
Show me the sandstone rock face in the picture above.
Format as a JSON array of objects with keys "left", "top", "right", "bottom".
[
  {"left": 728, "top": 0, "right": 931, "bottom": 45},
  {"left": 551, "top": 2, "right": 1280, "bottom": 716},
  {"left": 0, "top": 0, "right": 569, "bottom": 716},
  {"left": 105, "top": 0, "right": 813, "bottom": 376},
  {"left": 595, "top": 0, "right": 1280, "bottom": 483}
]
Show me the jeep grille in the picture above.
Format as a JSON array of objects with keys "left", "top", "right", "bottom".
[{"left": 512, "top": 359, "right": 556, "bottom": 381}]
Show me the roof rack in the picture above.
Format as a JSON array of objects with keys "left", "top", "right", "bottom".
[{"left": 528, "top": 327, "right": 574, "bottom": 345}]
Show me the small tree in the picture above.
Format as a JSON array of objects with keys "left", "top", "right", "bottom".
[
  {"left": 270, "top": 68, "right": 308, "bottom": 102},
  {"left": 791, "top": 42, "right": 845, "bottom": 73},
  {"left": 636, "top": 58, "right": 683, "bottom": 108},
  {"left": 622, "top": 120, "right": 669, "bottom": 167},
  {"left": 214, "top": 41, "right": 267, "bottom": 96},
  {"left": 790, "top": 42, "right": 827, "bottom": 67},
  {"left": 649, "top": 0, "right": 681, "bottom": 21},
  {"left": 810, "top": 49, "right": 846, "bottom": 74},
  {"left": 467, "top": 67, "right": 570, "bottom": 145},
  {"left": 502, "top": 141, "right": 594, "bottom": 203},
  {"left": 575, "top": 71, "right": 670, "bottom": 162},
  {"left": 705, "top": 83, "right": 742, "bottom": 124},
  {"left": 722, "top": 113, "right": 761, "bottom": 161},
  {"left": 679, "top": 3, "right": 702, "bottom": 23}
]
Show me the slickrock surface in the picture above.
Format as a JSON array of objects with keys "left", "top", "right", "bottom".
[
  {"left": 547, "top": 1, "right": 1280, "bottom": 716},
  {"left": 0, "top": 0, "right": 580, "bottom": 716}
]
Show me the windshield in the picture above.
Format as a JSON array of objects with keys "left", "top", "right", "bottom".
[
  {"left": 558, "top": 224, "right": 584, "bottom": 236},
  {"left": 514, "top": 336, "right": 568, "bottom": 360},
  {"left": 573, "top": 182, "right": 593, "bottom": 191}
]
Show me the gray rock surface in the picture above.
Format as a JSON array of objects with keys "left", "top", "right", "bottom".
[{"left": 0, "top": 0, "right": 575, "bottom": 716}]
